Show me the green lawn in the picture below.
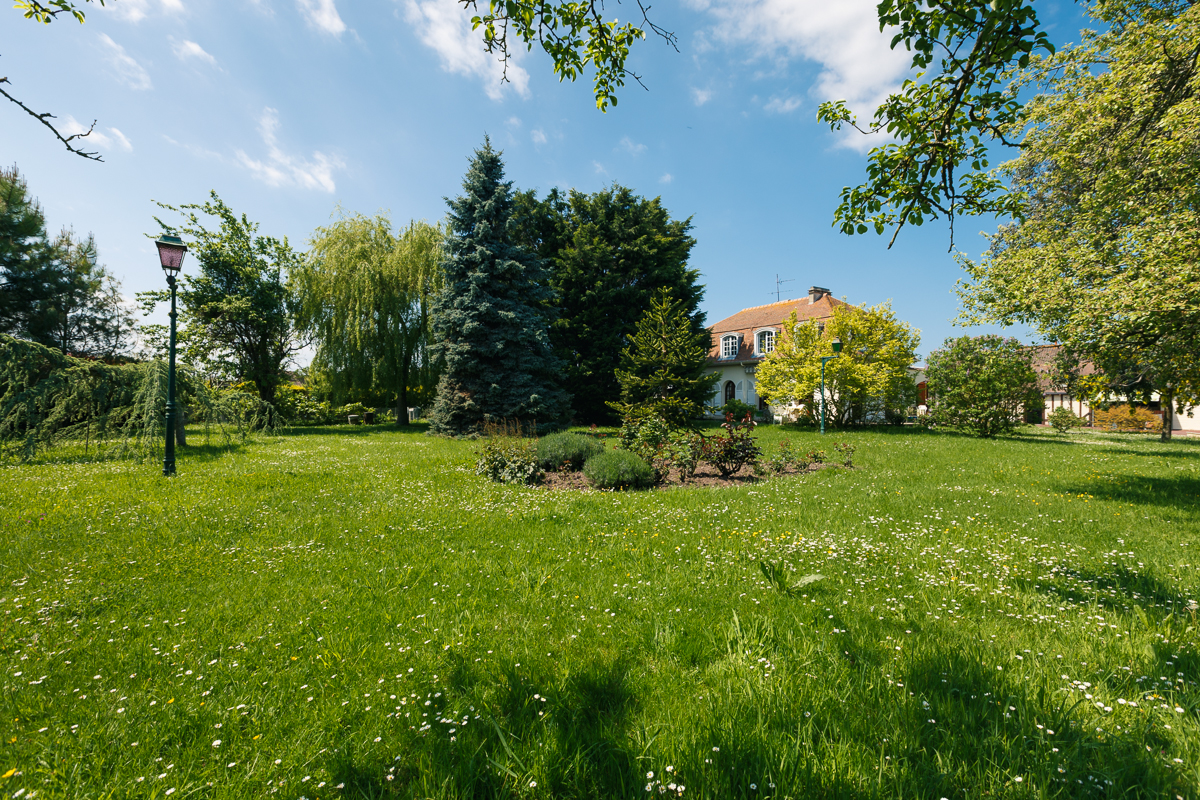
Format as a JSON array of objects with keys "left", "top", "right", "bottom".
[{"left": 2, "top": 424, "right": 1198, "bottom": 799}]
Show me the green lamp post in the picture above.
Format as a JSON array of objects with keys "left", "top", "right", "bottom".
[
  {"left": 155, "top": 235, "right": 187, "bottom": 476},
  {"left": 820, "top": 338, "right": 842, "bottom": 435}
]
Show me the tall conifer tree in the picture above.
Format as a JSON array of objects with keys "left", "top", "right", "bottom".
[
  {"left": 512, "top": 185, "right": 703, "bottom": 423},
  {"left": 428, "top": 140, "right": 568, "bottom": 435}
]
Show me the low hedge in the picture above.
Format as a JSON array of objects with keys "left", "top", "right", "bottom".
[
  {"left": 537, "top": 432, "right": 604, "bottom": 471},
  {"left": 583, "top": 449, "right": 654, "bottom": 490}
]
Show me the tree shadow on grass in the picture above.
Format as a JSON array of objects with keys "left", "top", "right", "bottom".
[
  {"left": 326, "top": 655, "right": 645, "bottom": 798},
  {"left": 896, "top": 645, "right": 1182, "bottom": 797},
  {"left": 1049, "top": 472, "right": 1200, "bottom": 514},
  {"left": 278, "top": 422, "right": 431, "bottom": 439}
]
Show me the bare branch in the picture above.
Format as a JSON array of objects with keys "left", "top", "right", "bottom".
[{"left": 0, "top": 78, "right": 102, "bottom": 161}]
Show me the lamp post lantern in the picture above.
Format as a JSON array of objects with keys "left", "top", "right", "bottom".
[
  {"left": 820, "top": 338, "right": 842, "bottom": 435},
  {"left": 156, "top": 235, "right": 187, "bottom": 476}
]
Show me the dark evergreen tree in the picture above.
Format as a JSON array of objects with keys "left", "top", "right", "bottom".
[
  {"left": 427, "top": 141, "right": 569, "bottom": 435},
  {"left": 609, "top": 289, "right": 719, "bottom": 427},
  {"left": 1, "top": 167, "right": 132, "bottom": 358},
  {"left": 512, "top": 184, "right": 704, "bottom": 423}
]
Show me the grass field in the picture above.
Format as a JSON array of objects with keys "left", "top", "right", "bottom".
[{"left": 2, "top": 423, "right": 1199, "bottom": 799}]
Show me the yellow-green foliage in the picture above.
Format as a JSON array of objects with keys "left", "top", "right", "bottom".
[
  {"left": 755, "top": 301, "right": 919, "bottom": 426},
  {"left": 1094, "top": 404, "right": 1162, "bottom": 432}
]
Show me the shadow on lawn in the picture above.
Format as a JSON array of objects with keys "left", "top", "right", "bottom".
[
  {"left": 1050, "top": 472, "right": 1200, "bottom": 513},
  {"left": 279, "top": 422, "right": 431, "bottom": 438},
  {"left": 895, "top": 646, "right": 1179, "bottom": 796}
]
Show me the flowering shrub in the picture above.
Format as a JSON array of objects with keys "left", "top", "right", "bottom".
[
  {"left": 833, "top": 442, "right": 856, "bottom": 467},
  {"left": 582, "top": 450, "right": 654, "bottom": 489},
  {"left": 475, "top": 439, "right": 544, "bottom": 485},
  {"left": 703, "top": 412, "right": 762, "bottom": 477},
  {"left": 1093, "top": 404, "right": 1160, "bottom": 432}
]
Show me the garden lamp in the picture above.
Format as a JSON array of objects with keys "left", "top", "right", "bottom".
[
  {"left": 156, "top": 235, "right": 187, "bottom": 476},
  {"left": 820, "top": 338, "right": 842, "bottom": 435}
]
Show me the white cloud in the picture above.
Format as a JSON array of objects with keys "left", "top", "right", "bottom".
[
  {"left": 505, "top": 116, "right": 522, "bottom": 128},
  {"left": 618, "top": 136, "right": 647, "bottom": 156},
  {"left": 593, "top": 161, "right": 607, "bottom": 175},
  {"left": 172, "top": 38, "right": 217, "bottom": 66},
  {"left": 297, "top": 0, "right": 346, "bottom": 36},
  {"left": 690, "top": 0, "right": 912, "bottom": 146},
  {"left": 62, "top": 117, "right": 133, "bottom": 152},
  {"left": 764, "top": 95, "right": 802, "bottom": 114},
  {"left": 108, "top": 0, "right": 184, "bottom": 22},
  {"left": 403, "top": 0, "right": 529, "bottom": 100},
  {"left": 659, "top": 173, "right": 673, "bottom": 184},
  {"left": 98, "top": 34, "right": 152, "bottom": 90},
  {"left": 531, "top": 128, "right": 547, "bottom": 145},
  {"left": 691, "top": 87, "right": 713, "bottom": 106},
  {"left": 235, "top": 107, "right": 344, "bottom": 193}
]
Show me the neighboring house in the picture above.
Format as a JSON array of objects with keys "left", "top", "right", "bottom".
[
  {"left": 705, "top": 286, "right": 846, "bottom": 419},
  {"left": 1028, "top": 345, "right": 1199, "bottom": 434}
]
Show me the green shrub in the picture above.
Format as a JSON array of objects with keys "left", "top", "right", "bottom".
[
  {"left": 583, "top": 450, "right": 654, "bottom": 490},
  {"left": 537, "top": 432, "right": 604, "bottom": 471},
  {"left": 719, "top": 398, "right": 758, "bottom": 421},
  {"left": 476, "top": 439, "right": 544, "bottom": 485},
  {"left": 618, "top": 412, "right": 673, "bottom": 483},
  {"left": 762, "top": 439, "right": 810, "bottom": 475},
  {"left": 667, "top": 430, "right": 705, "bottom": 483},
  {"left": 833, "top": 442, "right": 856, "bottom": 467},
  {"left": 334, "top": 401, "right": 371, "bottom": 422},
  {"left": 1048, "top": 407, "right": 1088, "bottom": 433},
  {"left": 703, "top": 413, "right": 762, "bottom": 477}
]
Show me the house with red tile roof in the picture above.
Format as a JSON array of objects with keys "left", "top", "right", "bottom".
[{"left": 705, "top": 286, "right": 846, "bottom": 418}]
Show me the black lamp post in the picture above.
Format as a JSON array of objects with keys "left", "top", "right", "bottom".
[
  {"left": 155, "top": 235, "right": 187, "bottom": 476},
  {"left": 820, "top": 338, "right": 842, "bottom": 435}
]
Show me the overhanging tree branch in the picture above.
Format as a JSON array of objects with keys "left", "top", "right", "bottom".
[{"left": 0, "top": 79, "right": 102, "bottom": 161}]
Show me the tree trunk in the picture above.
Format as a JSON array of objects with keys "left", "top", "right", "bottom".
[
  {"left": 1161, "top": 388, "right": 1174, "bottom": 442},
  {"left": 397, "top": 361, "right": 411, "bottom": 425}
]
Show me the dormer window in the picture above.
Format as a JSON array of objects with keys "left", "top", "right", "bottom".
[
  {"left": 756, "top": 329, "right": 776, "bottom": 355},
  {"left": 720, "top": 334, "right": 739, "bottom": 359}
]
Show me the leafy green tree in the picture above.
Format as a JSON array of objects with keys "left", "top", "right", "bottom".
[
  {"left": 923, "top": 335, "right": 1042, "bottom": 437},
  {"left": 145, "top": 192, "right": 304, "bottom": 403},
  {"left": 293, "top": 213, "right": 443, "bottom": 423},
  {"left": 427, "top": 140, "right": 569, "bottom": 435},
  {"left": 513, "top": 185, "right": 704, "bottom": 424},
  {"left": 959, "top": 2, "right": 1200, "bottom": 440},
  {"left": 458, "top": 0, "right": 677, "bottom": 110},
  {"left": 756, "top": 301, "right": 920, "bottom": 428},
  {"left": 5, "top": 0, "right": 104, "bottom": 160},
  {"left": 1, "top": 167, "right": 131, "bottom": 357},
  {"left": 609, "top": 289, "right": 719, "bottom": 428}
]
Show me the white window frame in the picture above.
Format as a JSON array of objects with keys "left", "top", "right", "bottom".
[
  {"left": 755, "top": 328, "right": 776, "bottom": 356},
  {"left": 720, "top": 334, "right": 739, "bottom": 359}
]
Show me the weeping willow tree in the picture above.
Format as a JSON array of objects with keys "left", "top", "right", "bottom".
[
  {"left": 0, "top": 334, "right": 280, "bottom": 462},
  {"left": 293, "top": 214, "right": 443, "bottom": 424}
]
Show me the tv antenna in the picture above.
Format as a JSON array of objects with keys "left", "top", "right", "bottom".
[{"left": 771, "top": 274, "right": 795, "bottom": 302}]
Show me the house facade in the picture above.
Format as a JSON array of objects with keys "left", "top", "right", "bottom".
[
  {"left": 705, "top": 286, "right": 845, "bottom": 420},
  {"left": 1028, "top": 345, "right": 1200, "bottom": 434}
]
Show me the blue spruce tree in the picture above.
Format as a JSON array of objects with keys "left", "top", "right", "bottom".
[{"left": 428, "top": 140, "right": 570, "bottom": 435}]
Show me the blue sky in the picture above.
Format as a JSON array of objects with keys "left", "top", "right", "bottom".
[{"left": 1, "top": 0, "right": 1089, "bottom": 362}]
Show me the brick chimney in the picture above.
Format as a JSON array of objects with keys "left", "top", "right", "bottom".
[{"left": 809, "top": 286, "right": 831, "bottom": 304}]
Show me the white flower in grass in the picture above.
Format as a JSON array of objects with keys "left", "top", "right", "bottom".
[{"left": 212, "top": 740, "right": 221, "bottom": 747}]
